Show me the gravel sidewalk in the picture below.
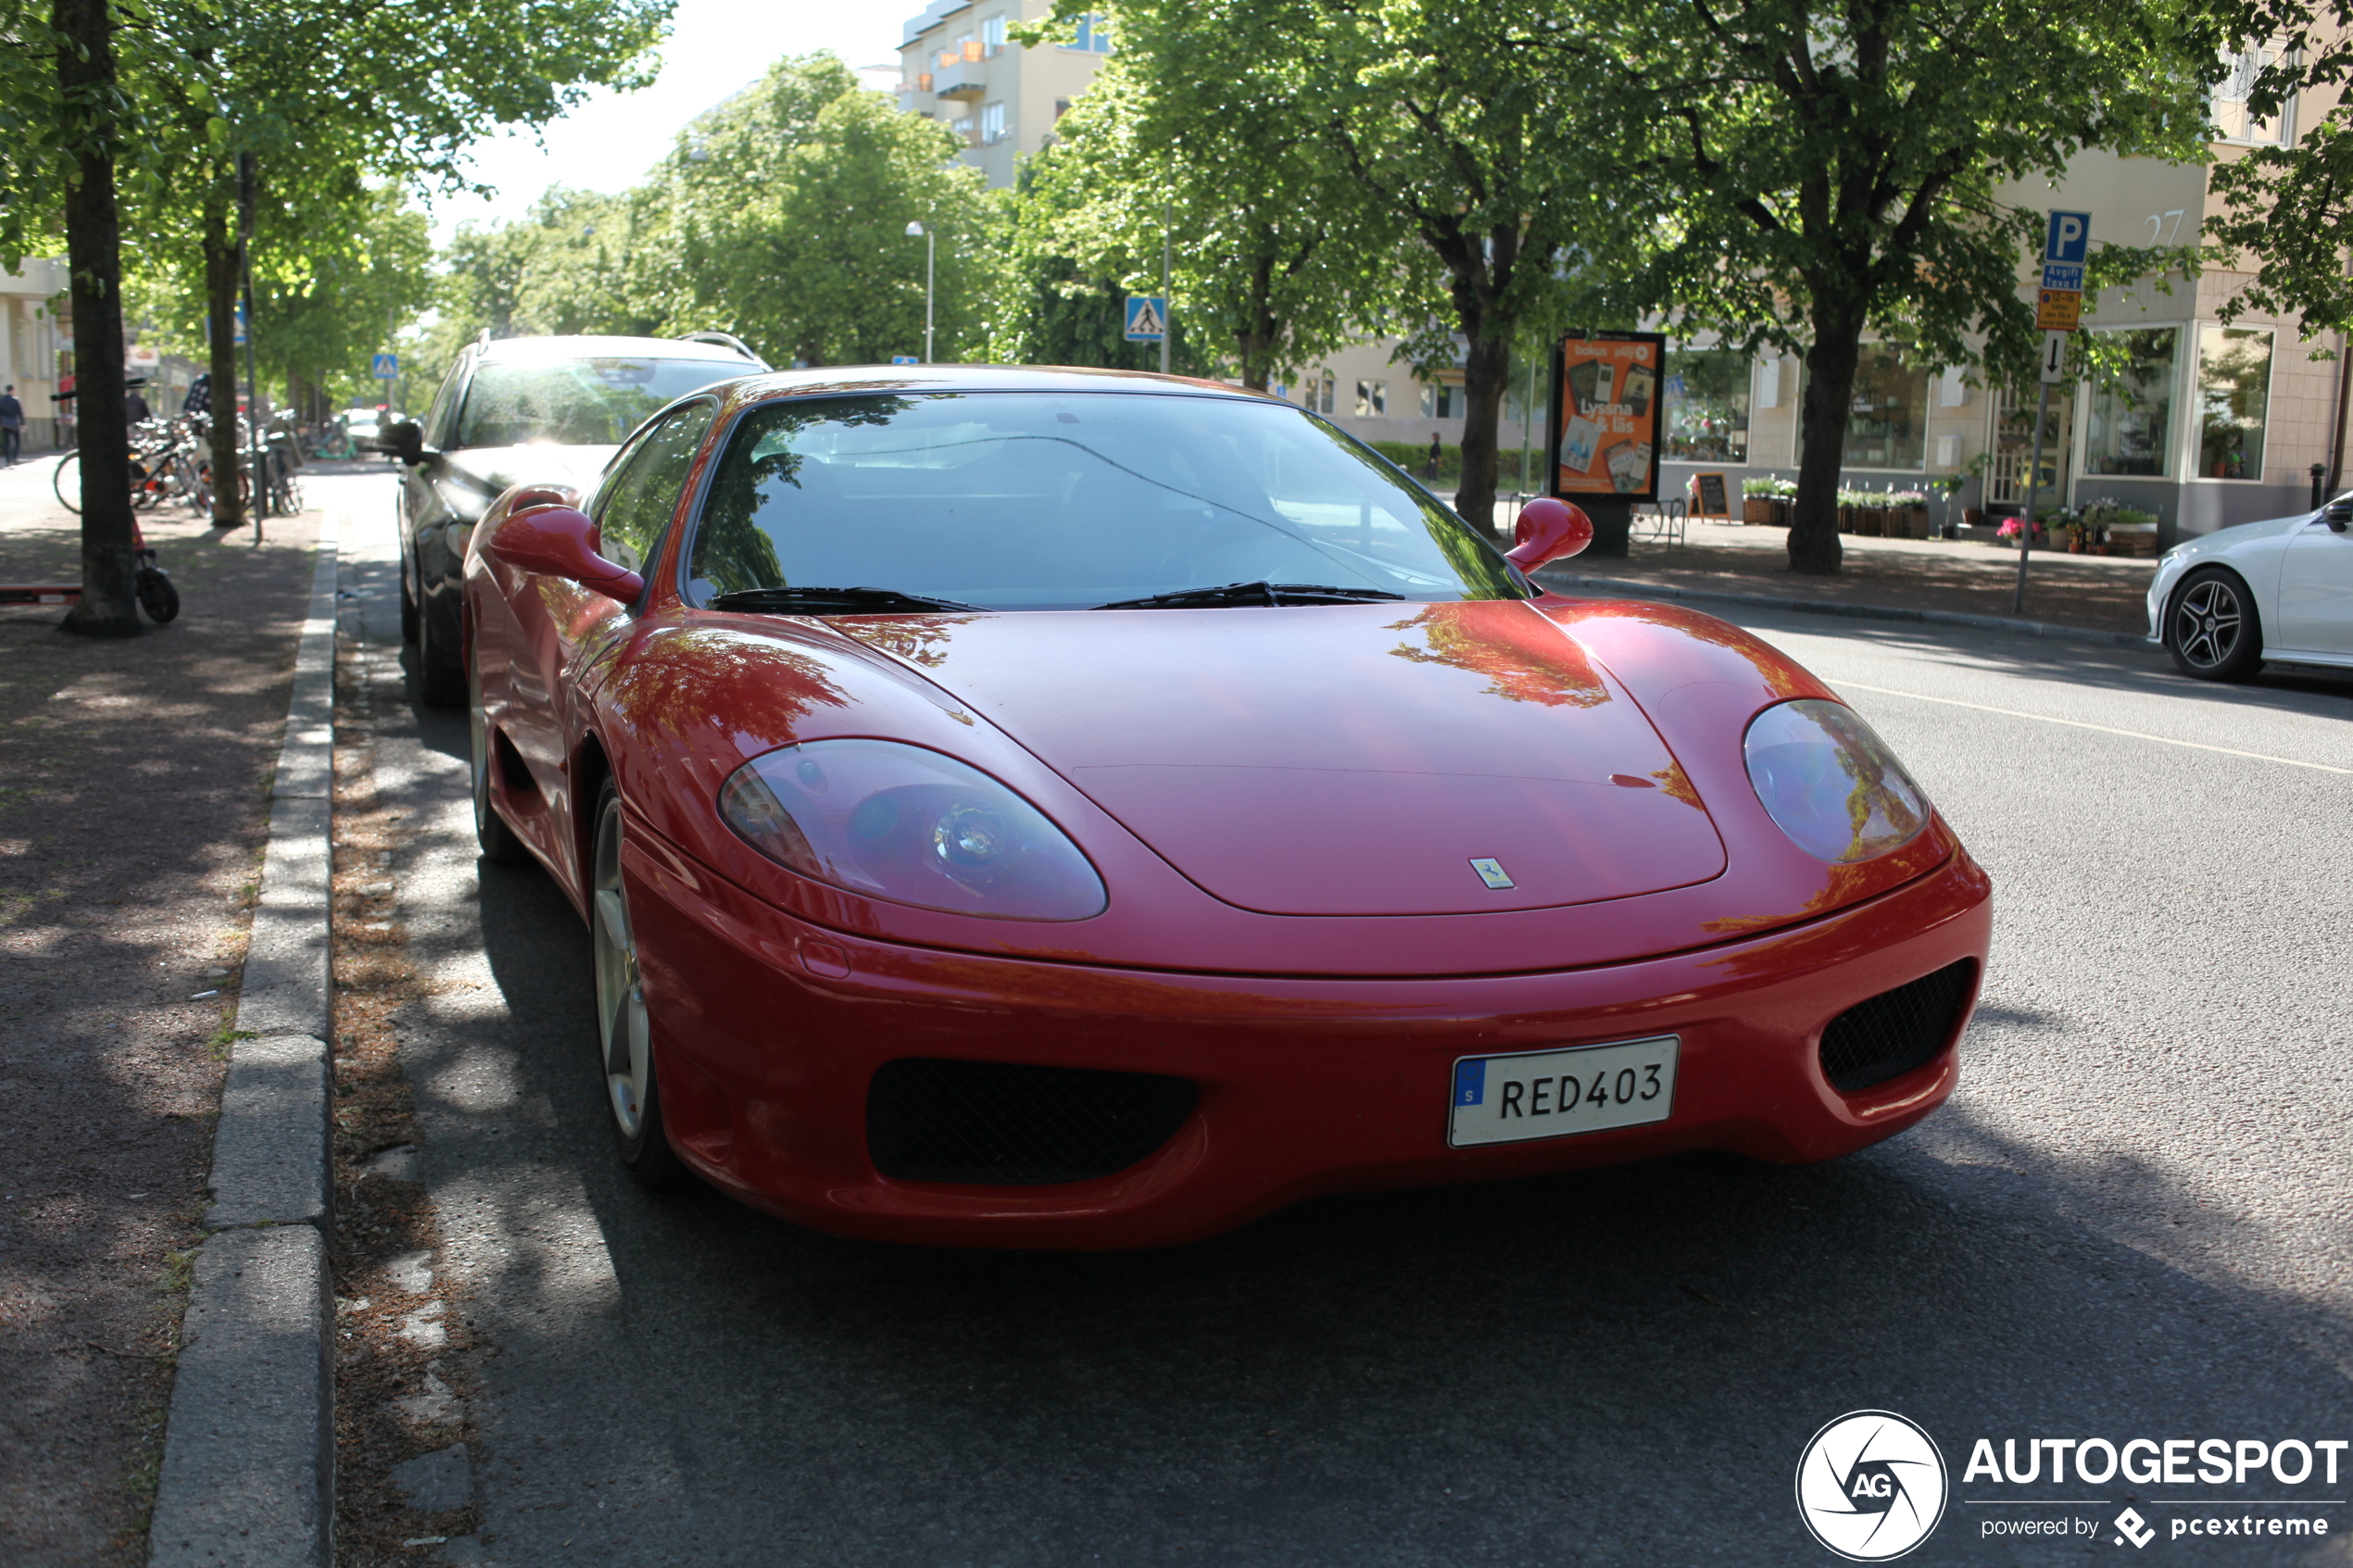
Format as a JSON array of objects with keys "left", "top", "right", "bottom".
[{"left": 0, "top": 458, "right": 328, "bottom": 1567}]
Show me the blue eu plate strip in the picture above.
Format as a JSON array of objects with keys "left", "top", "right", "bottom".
[{"left": 1453, "top": 1059, "right": 1486, "bottom": 1107}]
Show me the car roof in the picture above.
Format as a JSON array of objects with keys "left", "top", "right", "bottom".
[
  {"left": 472, "top": 334, "right": 759, "bottom": 365},
  {"left": 720, "top": 363, "right": 1272, "bottom": 407}
]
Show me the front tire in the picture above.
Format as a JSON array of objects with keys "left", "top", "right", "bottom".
[
  {"left": 2166, "top": 567, "right": 2264, "bottom": 682},
  {"left": 416, "top": 594, "right": 466, "bottom": 709},
  {"left": 398, "top": 550, "right": 420, "bottom": 645},
  {"left": 136, "top": 569, "right": 180, "bottom": 624},
  {"left": 590, "top": 781, "right": 681, "bottom": 1189}
]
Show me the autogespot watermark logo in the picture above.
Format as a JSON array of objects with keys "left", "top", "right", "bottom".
[
  {"left": 1797, "top": 1412, "right": 2347, "bottom": 1555},
  {"left": 1796, "top": 1411, "right": 1951, "bottom": 1561}
]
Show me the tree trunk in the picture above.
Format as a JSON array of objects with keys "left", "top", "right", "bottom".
[
  {"left": 204, "top": 200, "right": 245, "bottom": 531},
  {"left": 54, "top": 0, "right": 141, "bottom": 637},
  {"left": 1456, "top": 331, "right": 1511, "bottom": 543},
  {"left": 1790, "top": 319, "right": 1863, "bottom": 575},
  {"left": 1234, "top": 253, "right": 1276, "bottom": 392}
]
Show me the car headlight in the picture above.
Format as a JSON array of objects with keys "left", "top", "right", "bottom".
[
  {"left": 718, "top": 739, "right": 1107, "bottom": 921},
  {"left": 1743, "top": 699, "right": 1930, "bottom": 863}
]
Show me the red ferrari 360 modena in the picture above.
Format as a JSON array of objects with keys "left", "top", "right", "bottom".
[{"left": 459, "top": 364, "right": 1991, "bottom": 1249}]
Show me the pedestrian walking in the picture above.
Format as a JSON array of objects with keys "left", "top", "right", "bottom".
[
  {"left": 0, "top": 384, "right": 23, "bottom": 466},
  {"left": 126, "top": 383, "right": 151, "bottom": 425},
  {"left": 1425, "top": 433, "right": 1442, "bottom": 481}
]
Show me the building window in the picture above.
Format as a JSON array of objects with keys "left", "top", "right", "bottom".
[
  {"left": 2197, "top": 326, "right": 2273, "bottom": 479},
  {"left": 1663, "top": 347, "right": 1751, "bottom": 463},
  {"left": 1054, "top": 97, "right": 1072, "bottom": 119},
  {"left": 1304, "top": 373, "right": 1335, "bottom": 415},
  {"left": 981, "top": 14, "right": 1006, "bottom": 54},
  {"left": 950, "top": 114, "right": 973, "bottom": 139},
  {"left": 980, "top": 101, "right": 1008, "bottom": 144},
  {"left": 1419, "top": 383, "right": 1461, "bottom": 419},
  {"left": 2083, "top": 327, "right": 2177, "bottom": 477},
  {"left": 2213, "top": 48, "right": 2294, "bottom": 145},
  {"left": 1355, "top": 380, "right": 1387, "bottom": 418},
  {"left": 1066, "top": 12, "right": 1114, "bottom": 51},
  {"left": 1805, "top": 346, "right": 1928, "bottom": 470}
]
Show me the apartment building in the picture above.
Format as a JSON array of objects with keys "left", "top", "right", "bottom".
[
  {"left": 897, "top": 0, "right": 1114, "bottom": 188},
  {"left": 2, "top": 259, "right": 69, "bottom": 449}
]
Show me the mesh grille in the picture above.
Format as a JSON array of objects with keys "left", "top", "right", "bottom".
[
  {"left": 1818, "top": 960, "right": 1976, "bottom": 1093},
  {"left": 867, "top": 1059, "right": 1198, "bottom": 1185}
]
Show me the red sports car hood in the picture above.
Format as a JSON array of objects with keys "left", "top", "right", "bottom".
[{"left": 834, "top": 599, "right": 1726, "bottom": 917}]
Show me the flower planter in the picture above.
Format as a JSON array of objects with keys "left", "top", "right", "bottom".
[
  {"left": 1743, "top": 497, "right": 1773, "bottom": 525},
  {"left": 1768, "top": 499, "right": 1791, "bottom": 527}
]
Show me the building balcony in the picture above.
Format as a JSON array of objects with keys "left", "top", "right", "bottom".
[{"left": 934, "top": 67, "right": 988, "bottom": 100}]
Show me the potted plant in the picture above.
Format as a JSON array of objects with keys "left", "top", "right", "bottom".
[
  {"left": 1741, "top": 475, "right": 1779, "bottom": 525},
  {"left": 1886, "top": 488, "right": 1931, "bottom": 539}
]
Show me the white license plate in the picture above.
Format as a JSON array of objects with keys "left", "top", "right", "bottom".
[{"left": 1448, "top": 1035, "right": 1680, "bottom": 1148}]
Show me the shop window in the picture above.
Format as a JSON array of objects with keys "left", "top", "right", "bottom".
[
  {"left": 2197, "top": 326, "right": 2272, "bottom": 479},
  {"left": 1355, "top": 380, "right": 1387, "bottom": 417},
  {"left": 1419, "top": 383, "right": 1461, "bottom": 419},
  {"left": 2213, "top": 48, "right": 2294, "bottom": 145},
  {"left": 2083, "top": 327, "right": 2177, "bottom": 477},
  {"left": 1804, "top": 347, "right": 1928, "bottom": 470},
  {"left": 1663, "top": 347, "right": 1751, "bottom": 463}
]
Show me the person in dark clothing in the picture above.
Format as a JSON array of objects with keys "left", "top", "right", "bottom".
[
  {"left": 126, "top": 385, "right": 151, "bottom": 425},
  {"left": 0, "top": 385, "right": 23, "bottom": 466},
  {"left": 1425, "top": 433, "right": 1442, "bottom": 481}
]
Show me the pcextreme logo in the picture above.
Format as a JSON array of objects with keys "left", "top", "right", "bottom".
[
  {"left": 1798, "top": 1412, "right": 2347, "bottom": 1556},
  {"left": 1796, "top": 1411, "right": 1950, "bottom": 1561}
]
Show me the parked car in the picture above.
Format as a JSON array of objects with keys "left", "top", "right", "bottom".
[
  {"left": 2148, "top": 495, "right": 2353, "bottom": 678},
  {"left": 462, "top": 364, "right": 1992, "bottom": 1249},
  {"left": 384, "top": 332, "right": 767, "bottom": 703}
]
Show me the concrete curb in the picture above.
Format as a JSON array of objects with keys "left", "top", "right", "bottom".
[
  {"left": 1534, "top": 569, "right": 2156, "bottom": 651},
  {"left": 149, "top": 516, "right": 340, "bottom": 1568}
]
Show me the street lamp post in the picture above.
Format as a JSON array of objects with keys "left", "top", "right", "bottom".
[{"left": 905, "top": 220, "right": 935, "bottom": 363}]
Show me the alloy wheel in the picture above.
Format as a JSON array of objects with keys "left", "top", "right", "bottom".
[
  {"left": 2172, "top": 576, "right": 2244, "bottom": 671},
  {"left": 591, "top": 798, "right": 652, "bottom": 1141}
]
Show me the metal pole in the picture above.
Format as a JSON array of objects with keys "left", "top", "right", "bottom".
[
  {"left": 1519, "top": 352, "right": 1534, "bottom": 496},
  {"left": 2010, "top": 381, "right": 2051, "bottom": 613},
  {"left": 924, "top": 230, "right": 935, "bottom": 364},
  {"left": 237, "top": 152, "right": 265, "bottom": 521},
  {"left": 1161, "top": 201, "right": 1171, "bottom": 376}
]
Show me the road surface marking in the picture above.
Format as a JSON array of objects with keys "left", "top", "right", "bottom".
[{"left": 1834, "top": 681, "right": 2353, "bottom": 775}]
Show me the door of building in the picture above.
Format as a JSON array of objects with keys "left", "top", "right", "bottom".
[{"left": 1987, "top": 389, "right": 2073, "bottom": 508}]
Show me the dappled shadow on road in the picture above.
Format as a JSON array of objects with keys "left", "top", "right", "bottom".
[{"left": 446, "top": 838, "right": 2352, "bottom": 1563}]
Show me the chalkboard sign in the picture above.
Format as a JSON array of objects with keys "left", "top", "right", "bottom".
[{"left": 1692, "top": 471, "right": 1731, "bottom": 521}]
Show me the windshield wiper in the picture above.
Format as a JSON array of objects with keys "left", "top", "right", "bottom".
[
  {"left": 707, "top": 585, "right": 988, "bottom": 615},
  {"left": 1092, "top": 581, "right": 1408, "bottom": 610}
]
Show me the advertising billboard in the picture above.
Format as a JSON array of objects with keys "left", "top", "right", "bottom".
[{"left": 1549, "top": 331, "right": 1665, "bottom": 503}]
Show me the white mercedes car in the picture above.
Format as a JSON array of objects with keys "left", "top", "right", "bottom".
[{"left": 2146, "top": 496, "right": 2353, "bottom": 679}]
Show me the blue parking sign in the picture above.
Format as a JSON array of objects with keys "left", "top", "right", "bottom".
[{"left": 2044, "top": 210, "right": 2091, "bottom": 264}]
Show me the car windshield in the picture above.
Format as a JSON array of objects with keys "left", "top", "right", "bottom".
[
  {"left": 686, "top": 392, "right": 1523, "bottom": 610},
  {"left": 453, "top": 358, "right": 742, "bottom": 449}
]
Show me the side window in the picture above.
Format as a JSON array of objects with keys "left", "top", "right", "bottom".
[
  {"left": 423, "top": 357, "right": 468, "bottom": 450},
  {"left": 591, "top": 401, "right": 719, "bottom": 571}
]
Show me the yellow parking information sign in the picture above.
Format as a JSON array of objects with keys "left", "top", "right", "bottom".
[{"left": 2035, "top": 290, "right": 2082, "bottom": 332}]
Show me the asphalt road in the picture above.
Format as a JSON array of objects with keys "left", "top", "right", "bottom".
[{"left": 321, "top": 473, "right": 2353, "bottom": 1568}]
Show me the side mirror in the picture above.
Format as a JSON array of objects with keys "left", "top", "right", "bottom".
[
  {"left": 484, "top": 506, "right": 644, "bottom": 603},
  {"left": 2326, "top": 496, "right": 2352, "bottom": 533},
  {"left": 1504, "top": 497, "right": 1594, "bottom": 571},
  {"left": 375, "top": 420, "right": 426, "bottom": 466}
]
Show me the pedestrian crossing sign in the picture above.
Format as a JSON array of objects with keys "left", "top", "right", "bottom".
[
  {"left": 371, "top": 353, "right": 398, "bottom": 379},
  {"left": 1124, "top": 296, "right": 1167, "bottom": 343}
]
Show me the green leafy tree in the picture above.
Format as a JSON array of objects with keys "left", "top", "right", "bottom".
[
  {"left": 654, "top": 55, "right": 998, "bottom": 366},
  {"left": 1568, "top": 0, "right": 2221, "bottom": 571},
  {"left": 1053, "top": 0, "right": 1643, "bottom": 537},
  {"left": 1008, "top": 44, "right": 1400, "bottom": 391},
  {"left": 2203, "top": 8, "right": 2353, "bottom": 356}
]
